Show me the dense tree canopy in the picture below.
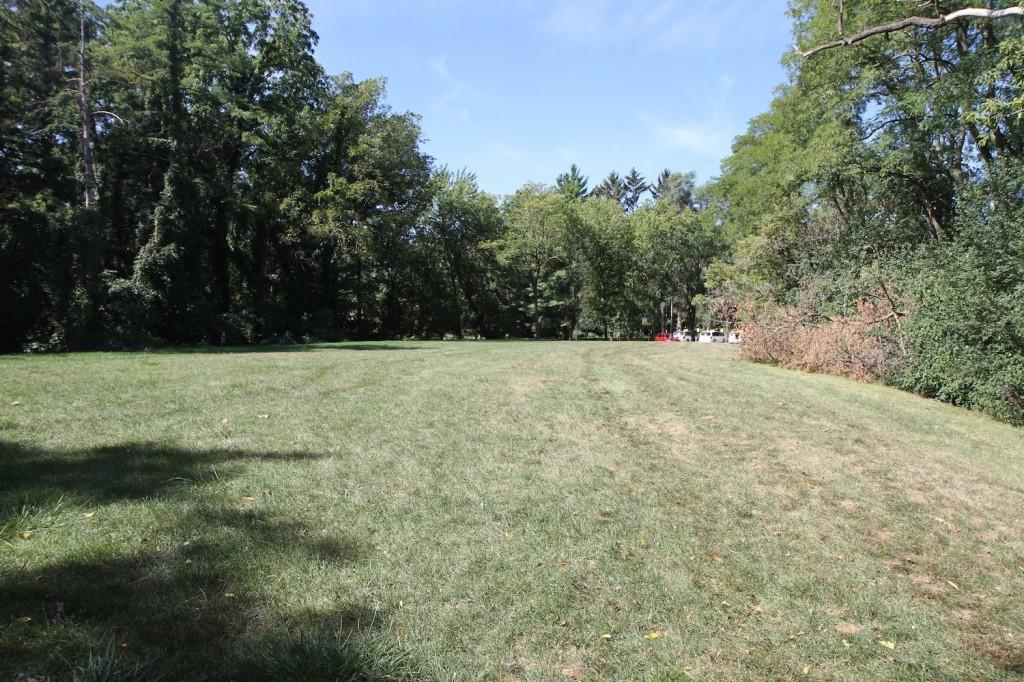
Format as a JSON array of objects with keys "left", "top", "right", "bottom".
[
  {"left": 0, "top": 0, "right": 710, "bottom": 350},
  {"left": 707, "top": 0, "right": 1024, "bottom": 423}
]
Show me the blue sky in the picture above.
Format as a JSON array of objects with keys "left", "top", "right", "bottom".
[{"left": 306, "top": 1, "right": 794, "bottom": 196}]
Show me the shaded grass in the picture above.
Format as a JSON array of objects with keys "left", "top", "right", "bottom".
[{"left": 1, "top": 341, "right": 1022, "bottom": 680}]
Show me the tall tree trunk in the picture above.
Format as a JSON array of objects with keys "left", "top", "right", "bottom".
[
  {"left": 211, "top": 202, "right": 232, "bottom": 314},
  {"left": 78, "top": 0, "right": 98, "bottom": 208},
  {"left": 442, "top": 245, "right": 465, "bottom": 339},
  {"left": 210, "top": 148, "right": 241, "bottom": 316},
  {"left": 449, "top": 270, "right": 464, "bottom": 339},
  {"left": 530, "top": 268, "right": 541, "bottom": 339}
]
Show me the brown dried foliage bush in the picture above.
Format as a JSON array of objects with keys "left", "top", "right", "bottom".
[{"left": 740, "top": 297, "right": 905, "bottom": 382}]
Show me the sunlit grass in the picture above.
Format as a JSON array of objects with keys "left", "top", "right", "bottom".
[{"left": 1, "top": 341, "right": 1022, "bottom": 680}]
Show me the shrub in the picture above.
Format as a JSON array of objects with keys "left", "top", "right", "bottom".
[
  {"left": 888, "top": 164, "right": 1024, "bottom": 426},
  {"left": 740, "top": 295, "right": 905, "bottom": 382}
]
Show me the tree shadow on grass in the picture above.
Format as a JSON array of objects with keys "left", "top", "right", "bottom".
[
  {"left": 0, "top": 440, "right": 324, "bottom": 509},
  {"left": 0, "top": 440, "right": 432, "bottom": 680}
]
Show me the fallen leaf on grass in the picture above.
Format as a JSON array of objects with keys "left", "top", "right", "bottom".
[
  {"left": 946, "top": 580, "right": 960, "bottom": 590},
  {"left": 638, "top": 539, "right": 650, "bottom": 549},
  {"left": 878, "top": 640, "right": 895, "bottom": 650},
  {"left": 802, "top": 665, "right": 811, "bottom": 674},
  {"left": 243, "top": 496, "right": 256, "bottom": 501},
  {"left": 836, "top": 623, "right": 862, "bottom": 635},
  {"left": 17, "top": 531, "right": 31, "bottom": 539},
  {"left": 10, "top": 400, "right": 21, "bottom": 406},
  {"left": 645, "top": 630, "right": 666, "bottom": 639},
  {"left": 601, "top": 633, "right": 612, "bottom": 640},
  {"left": 257, "top": 414, "right": 270, "bottom": 419},
  {"left": 223, "top": 592, "right": 236, "bottom": 599},
  {"left": 17, "top": 616, "right": 31, "bottom": 623},
  {"left": 83, "top": 512, "right": 95, "bottom": 518}
]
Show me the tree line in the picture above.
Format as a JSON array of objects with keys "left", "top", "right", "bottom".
[
  {"left": 3, "top": 0, "right": 1024, "bottom": 424},
  {"left": 1, "top": 0, "right": 720, "bottom": 352}
]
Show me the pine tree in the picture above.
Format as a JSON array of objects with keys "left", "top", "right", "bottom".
[
  {"left": 652, "top": 170, "right": 695, "bottom": 212},
  {"left": 556, "top": 163, "right": 588, "bottom": 199},
  {"left": 623, "top": 167, "right": 648, "bottom": 213},
  {"left": 591, "top": 171, "right": 626, "bottom": 207}
]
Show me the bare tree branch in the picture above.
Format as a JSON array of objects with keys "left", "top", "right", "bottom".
[
  {"left": 796, "top": 6, "right": 1024, "bottom": 59},
  {"left": 93, "top": 110, "right": 126, "bottom": 124}
]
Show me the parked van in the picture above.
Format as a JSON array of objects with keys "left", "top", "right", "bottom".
[
  {"left": 727, "top": 330, "right": 744, "bottom": 344},
  {"left": 698, "top": 330, "right": 725, "bottom": 343}
]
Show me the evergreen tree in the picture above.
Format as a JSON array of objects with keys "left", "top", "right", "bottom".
[
  {"left": 591, "top": 171, "right": 625, "bottom": 207},
  {"left": 555, "top": 163, "right": 588, "bottom": 200},
  {"left": 622, "top": 167, "right": 648, "bottom": 213},
  {"left": 651, "top": 170, "right": 696, "bottom": 212}
]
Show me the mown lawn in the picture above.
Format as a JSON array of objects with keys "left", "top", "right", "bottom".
[{"left": 1, "top": 341, "right": 1022, "bottom": 681}]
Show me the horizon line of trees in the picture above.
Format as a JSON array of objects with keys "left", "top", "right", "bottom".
[
  {"left": 4, "top": 0, "right": 1024, "bottom": 425},
  {"left": 0, "top": 0, "right": 718, "bottom": 352}
]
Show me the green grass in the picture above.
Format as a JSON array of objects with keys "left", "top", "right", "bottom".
[{"left": 1, "top": 341, "right": 1022, "bottom": 681}]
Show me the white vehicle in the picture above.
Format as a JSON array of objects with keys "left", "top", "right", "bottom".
[
  {"left": 672, "top": 330, "right": 692, "bottom": 342},
  {"left": 727, "top": 330, "right": 744, "bottom": 344},
  {"left": 698, "top": 330, "right": 726, "bottom": 343}
]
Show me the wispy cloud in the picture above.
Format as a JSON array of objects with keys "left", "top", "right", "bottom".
[
  {"left": 636, "top": 111, "right": 734, "bottom": 157},
  {"left": 634, "top": 66, "right": 739, "bottom": 158},
  {"left": 486, "top": 139, "right": 530, "bottom": 164},
  {"left": 428, "top": 56, "right": 471, "bottom": 121},
  {"left": 536, "top": 0, "right": 783, "bottom": 51},
  {"left": 556, "top": 146, "right": 578, "bottom": 163}
]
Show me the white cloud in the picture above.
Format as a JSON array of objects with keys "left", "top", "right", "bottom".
[
  {"left": 536, "top": 0, "right": 784, "bottom": 51},
  {"left": 428, "top": 56, "right": 472, "bottom": 122},
  {"left": 556, "top": 146, "right": 578, "bottom": 163},
  {"left": 636, "top": 111, "right": 733, "bottom": 157},
  {"left": 634, "top": 66, "right": 739, "bottom": 158},
  {"left": 487, "top": 140, "right": 530, "bottom": 164},
  {"left": 428, "top": 56, "right": 453, "bottom": 82},
  {"left": 718, "top": 73, "right": 736, "bottom": 95}
]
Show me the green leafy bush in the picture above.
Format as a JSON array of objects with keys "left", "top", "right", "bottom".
[{"left": 893, "top": 165, "right": 1024, "bottom": 425}]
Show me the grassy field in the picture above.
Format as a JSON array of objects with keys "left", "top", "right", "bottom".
[{"left": 1, "top": 341, "right": 1022, "bottom": 681}]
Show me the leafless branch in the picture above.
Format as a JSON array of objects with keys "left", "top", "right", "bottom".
[
  {"left": 93, "top": 110, "right": 126, "bottom": 124},
  {"left": 796, "top": 6, "right": 1024, "bottom": 59}
]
